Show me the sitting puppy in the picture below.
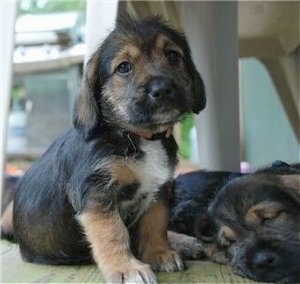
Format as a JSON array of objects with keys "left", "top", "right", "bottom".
[
  {"left": 11, "top": 15, "right": 206, "bottom": 284},
  {"left": 170, "top": 162, "right": 300, "bottom": 283}
]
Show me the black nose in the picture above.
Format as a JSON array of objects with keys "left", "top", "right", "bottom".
[
  {"left": 252, "top": 249, "right": 278, "bottom": 271},
  {"left": 146, "top": 78, "right": 174, "bottom": 99}
]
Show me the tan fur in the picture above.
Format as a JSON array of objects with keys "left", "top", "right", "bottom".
[
  {"left": 102, "top": 41, "right": 147, "bottom": 120},
  {"left": 138, "top": 200, "right": 183, "bottom": 271},
  {"left": 1, "top": 201, "right": 14, "bottom": 236},
  {"left": 154, "top": 34, "right": 183, "bottom": 57},
  {"left": 108, "top": 159, "right": 138, "bottom": 186},
  {"left": 245, "top": 201, "right": 284, "bottom": 225},
  {"left": 280, "top": 175, "right": 300, "bottom": 203},
  {"left": 94, "top": 157, "right": 139, "bottom": 187},
  {"left": 79, "top": 209, "right": 155, "bottom": 282},
  {"left": 111, "top": 43, "right": 141, "bottom": 72},
  {"left": 219, "top": 225, "right": 237, "bottom": 245},
  {"left": 76, "top": 53, "right": 100, "bottom": 126},
  {"left": 102, "top": 44, "right": 137, "bottom": 118},
  {"left": 203, "top": 243, "right": 228, "bottom": 264}
]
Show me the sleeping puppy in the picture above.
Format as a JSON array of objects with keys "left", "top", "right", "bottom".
[
  {"left": 170, "top": 162, "right": 300, "bottom": 283},
  {"left": 11, "top": 15, "right": 206, "bottom": 284}
]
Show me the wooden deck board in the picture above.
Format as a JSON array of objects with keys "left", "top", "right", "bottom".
[{"left": 1, "top": 240, "right": 259, "bottom": 283}]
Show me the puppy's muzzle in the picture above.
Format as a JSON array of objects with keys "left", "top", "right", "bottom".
[
  {"left": 146, "top": 77, "right": 175, "bottom": 100},
  {"left": 251, "top": 248, "right": 279, "bottom": 272}
]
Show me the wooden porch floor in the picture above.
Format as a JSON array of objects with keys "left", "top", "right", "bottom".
[{"left": 1, "top": 239, "right": 259, "bottom": 283}]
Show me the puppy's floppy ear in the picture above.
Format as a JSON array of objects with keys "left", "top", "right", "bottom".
[
  {"left": 280, "top": 175, "right": 300, "bottom": 204},
  {"left": 73, "top": 52, "right": 101, "bottom": 134},
  {"left": 189, "top": 62, "right": 206, "bottom": 114}
]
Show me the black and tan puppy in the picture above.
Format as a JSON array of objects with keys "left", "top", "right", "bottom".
[
  {"left": 11, "top": 15, "right": 205, "bottom": 284},
  {"left": 170, "top": 162, "right": 300, "bottom": 283}
]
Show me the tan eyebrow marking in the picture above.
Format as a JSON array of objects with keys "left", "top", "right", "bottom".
[
  {"left": 154, "top": 34, "right": 183, "bottom": 56},
  {"left": 111, "top": 43, "right": 141, "bottom": 72}
]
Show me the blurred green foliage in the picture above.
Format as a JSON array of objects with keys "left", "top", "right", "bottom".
[{"left": 180, "top": 114, "right": 194, "bottom": 159}]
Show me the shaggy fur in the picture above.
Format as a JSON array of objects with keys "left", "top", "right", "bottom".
[{"left": 7, "top": 15, "right": 205, "bottom": 284}]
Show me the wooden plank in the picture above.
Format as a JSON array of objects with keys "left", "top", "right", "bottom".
[
  {"left": 1, "top": 240, "right": 104, "bottom": 283},
  {"left": 1, "top": 240, "right": 259, "bottom": 283}
]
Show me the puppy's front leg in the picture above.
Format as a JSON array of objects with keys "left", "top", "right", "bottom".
[
  {"left": 79, "top": 209, "right": 156, "bottom": 284},
  {"left": 138, "top": 200, "right": 184, "bottom": 272}
]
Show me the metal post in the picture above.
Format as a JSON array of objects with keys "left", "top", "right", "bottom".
[
  {"left": 85, "top": 0, "right": 119, "bottom": 64},
  {"left": 180, "top": 1, "right": 240, "bottom": 171},
  {"left": 0, "top": 1, "right": 17, "bottom": 193}
]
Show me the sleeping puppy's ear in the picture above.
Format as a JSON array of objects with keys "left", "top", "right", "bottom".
[
  {"left": 280, "top": 175, "right": 300, "bottom": 204},
  {"left": 73, "top": 52, "right": 102, "bottom": 136}
]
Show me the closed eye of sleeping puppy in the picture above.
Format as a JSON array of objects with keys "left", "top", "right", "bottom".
[
  {"left": 2, "top": 15, "right": 206, "bottom": 284},
  {"left": 169, "top": 162, "right": 300, "bottom": 284}
]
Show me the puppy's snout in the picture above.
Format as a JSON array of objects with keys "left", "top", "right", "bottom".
[
  {"left": 146, "top": 78, "right": 174, "bottom": 99},
  {"left": 252, "top": 249, "right": 278, "bottom": 271}
]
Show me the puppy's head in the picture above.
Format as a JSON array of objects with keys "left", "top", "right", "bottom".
[
  {"left": 207, "top": 173, "right": 300, "bottom": 283},
  {"left": 73, "top": 15, "right": 205, "bottom": 138}
]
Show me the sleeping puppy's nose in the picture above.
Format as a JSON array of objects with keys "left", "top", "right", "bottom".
[
  {"left": 146, "top": 78, "right": 174, "bottom": 99},
  {"left": 252, "top": 249, "right": 278, "bottom": 271}
]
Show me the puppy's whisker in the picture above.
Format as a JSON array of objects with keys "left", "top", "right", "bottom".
[{"left": 126, "top": 133, "right": 137, "bottom": 153}]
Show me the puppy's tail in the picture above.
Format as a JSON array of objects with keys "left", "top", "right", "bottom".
[
  {"left": 1, "top": 174, "right": 21, "bottom": 241},
  {"left": 1, "top": 201, "right": 14, "bottom": 241}
]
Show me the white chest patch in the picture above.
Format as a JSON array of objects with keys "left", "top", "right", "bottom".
[
  {"left": 120, "top": 139, "right": 173, "bottom": 226},
  {"left": 136, "top": 139, "right": 172, "bottom": 194}
]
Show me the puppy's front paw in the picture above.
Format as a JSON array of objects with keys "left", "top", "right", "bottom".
[
  {"left": 104, "top": 258, "right": 157, "bottom": 284},
  {"left": 143, "top": 249, "right": 184, "bottom": 272}
]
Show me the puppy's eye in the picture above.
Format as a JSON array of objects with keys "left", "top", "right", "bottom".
[
  {"left": 166, "top": 50, "right": 181, "bottom": 65},
  {"left": 117, "top": 61, "right": 133, "bottom": 75}
]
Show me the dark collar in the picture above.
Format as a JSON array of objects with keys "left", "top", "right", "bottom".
[
  {"left": 146, "top": 131, "right": 168, "bottom": 141},
  {"left": 130, "top": 130, "right": 169, "bottom": 141}
]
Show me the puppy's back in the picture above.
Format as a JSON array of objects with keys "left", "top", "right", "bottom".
[{"left": 13, "top": 128, "right": 92, "bottom": 264}]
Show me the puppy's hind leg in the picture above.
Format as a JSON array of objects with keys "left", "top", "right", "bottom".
[{"left": 79, "top": 209, "right": 157, "bottom": 284}]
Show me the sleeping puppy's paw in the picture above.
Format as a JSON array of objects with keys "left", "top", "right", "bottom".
[
  {"left": 168, "top": 231, "right": 205, "bottom": 260},
  {"left": 204, "top": 243, "right": 229, "bottom": 264},
  {"left": 141, "top": 249, "right": 184, "bottom": 272},
  {"left": 104, "top": 258, "right": 157, "bottom": 284}
]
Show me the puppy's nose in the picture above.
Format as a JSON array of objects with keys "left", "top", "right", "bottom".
[
  {"left": 146, "top": 78, "right": 174, "bottom": 99},
  {"left": 253, "top": 249, "right": 278, "bottom": 271}
]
